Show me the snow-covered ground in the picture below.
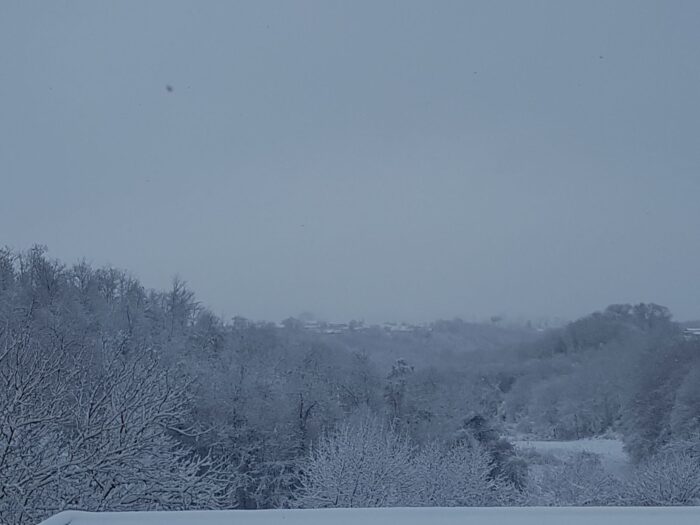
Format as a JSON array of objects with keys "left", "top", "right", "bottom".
[
  {"left": 514, "top": 438, "right": 629, "bottom": 475},
  {"left": 39, "top": 507, "right": 700, "bottom": 525}
]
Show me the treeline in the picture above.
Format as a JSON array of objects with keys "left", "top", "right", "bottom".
[
  {"left": 0, "top": 247, "right": 531, "bottom": 522},
  {"left": 1, "top": 247, "right": 699, "bottom": 523},
  {"left": 496, "top": 302, "right": 699, "bottom": 462}
]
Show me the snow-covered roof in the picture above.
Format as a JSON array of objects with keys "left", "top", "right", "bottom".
[{"left": 38, "top": 506, "right": 700, "bottom": 525}]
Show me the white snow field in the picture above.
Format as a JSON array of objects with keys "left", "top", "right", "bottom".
[
  {"left": 513, "top": 438, "right": 629, "bottom": 475},
  {"left": 38, "top": 507, "right": 700, "bottom": 525}
]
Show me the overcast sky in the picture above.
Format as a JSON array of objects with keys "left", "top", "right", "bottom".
[{"left": 2, "top": 1, "right": 700, "bottom": 323}]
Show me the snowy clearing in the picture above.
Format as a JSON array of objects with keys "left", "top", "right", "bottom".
[
  {"left": 513, "top": 438, "right": 626, "bottom": 458},
  {"left": 514, "top": 438, "right": 629, "bottom": 475},
  {"left": 39, "top": 507, "right": 700, "bottom": 525}
]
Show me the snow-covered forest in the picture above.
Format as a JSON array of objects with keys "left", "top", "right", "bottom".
[{"left": 2, "top": 247, "right": 700, "bottom": 524}]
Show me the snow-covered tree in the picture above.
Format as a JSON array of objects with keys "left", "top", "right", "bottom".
[
  {"left": 622, "top": 443, "right": 700, "bottom": 506},
  {"left": 0, "top": 329, "right": 234, "bottom": 524},
  {"left": 0, "top": 330, "right": 80, "bottom": 523},
  {"left": 292, "top": 414, "right": 416, "bottom": 508},
  {"left": 456, "top": 414, "right": 527, "bottom": 489},
  {"left": 526, "top": 451, "right": 620, "bottom": 506},
  {"left": 413, "top": 441, "right": 521, "bottom": 506}
]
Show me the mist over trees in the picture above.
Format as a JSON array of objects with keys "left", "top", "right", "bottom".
[{"left": 1, "top": 247, "right": 700, "bottom": 523}]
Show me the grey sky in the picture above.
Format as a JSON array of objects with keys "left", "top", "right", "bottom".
[{"left": 2, "top": 1, "right": 699, "bottom": 323}]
